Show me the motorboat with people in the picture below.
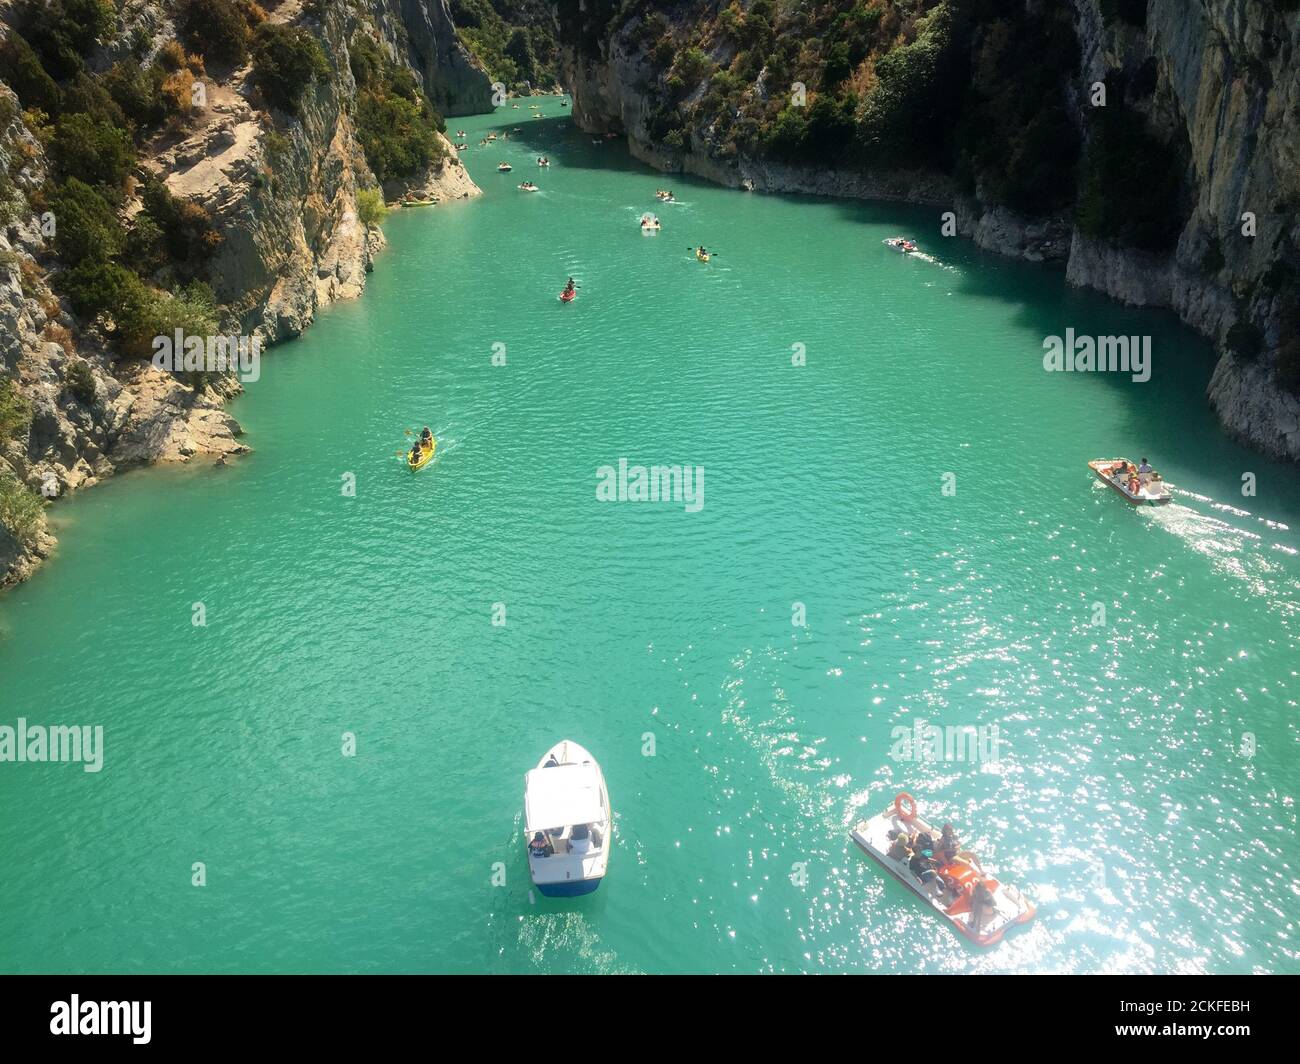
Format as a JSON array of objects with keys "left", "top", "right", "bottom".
[
  {"left": 639, "top": 212, "right": 661, "bottom": 232},
  {"left": 518, "top": 182, "right": 539, "bottom": 192},
  {"left": 741, "top": 178, "right": 755, "bottom": 191},
  {"left": 655, "top": 189, "right": 676, "bottom": 202},
  {"left": 524, "top": 739, "right": 612, "bottom": 896},
  {"left": 1088, "top": 458, "right": 1172, "bottom": 505},
  {"left": 537, "top": 157, "right": 550, "bottom": 166},
  {"left": 850, "top": 792, "right": 1036, "bottom": 948},
  {"left": 884, "top": 236, "right": 918, "bottom": 253},
  {"left": 487, "top": 132, "right": 497, "bottom": 141},
  {"left": 456, "top": 129, "right": 466, "bottom": 138},
  {"left": 497, "top": 162, "right": 512, "bottom": 172}
]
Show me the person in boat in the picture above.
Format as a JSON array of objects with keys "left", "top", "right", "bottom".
[
  {"left": 544, "top": 754, "right": 560, "bottom": 768},
  {"left": 569, "top": 823, "right": 592, "bottom": 855},
  {"left": 563, "top": 277, "right": 576, "bottom": 296},
  {"left": 908, "top": 848, "right": 942, "bottom": 896},
  {"left": 886, "top": 829, "right": 912, "bottom": 862},
  {"left": 912, "top": 828, "right": 934, "bottom": 854},
  {"left": 970, "top": 879, "right": 997, "bottom": 933},
  {"left": 936, "top": 823, "right": 960, "bottom": 865},
  {"left": 420, "top": 427, "right": 433, "bottom": 448},
  {"left": 410, "top": 441, "right": 423, "bottom": 463},
  {"left": 528, "top": 831, "right": 553, "bottom": 858},
  {"left": 697, "top": 246, "right": 708, "bottom": 258}
]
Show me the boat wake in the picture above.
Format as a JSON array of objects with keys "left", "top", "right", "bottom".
[{"left": 1144, "top": 488, "right": 1299, "bottom": 613}]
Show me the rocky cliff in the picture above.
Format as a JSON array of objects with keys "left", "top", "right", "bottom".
[
  {"left": 557, "top": 0, "right": 1300, "bottom": 460},
  {"left": 0, "top": 0, "right": 492, "bottom": 589}
]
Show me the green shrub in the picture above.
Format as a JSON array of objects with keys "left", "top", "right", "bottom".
[
  {"left": 0, "top": 468, "right": 45, "bottom": 545},
  {"left": 48, "top": 177, "right": 125, "bottom": 263},
  {"left": 14, "top": 0, "right": 115, "bottom": 80},
  {"left": 0, "top": 378, "right": 31, "bottom": 442},
  {"left": 177, "top": 0, "right": 250, "bottom": 68},
  {"left": 349, "top": 34, "right": 446, "bottom": 183},
  {"left": 356, "top": 187, "right": 387, "bottom": 227},
  {"left": 0, "top": 30, "right": 62, "bottom": 114},
  {"left": 64, "top": 359, "right": 96, "bottom": 405},
  {"left": 138, "top": 179, "right": 222, "bottom": 271},
  {"left": 59, "top": 71, "right": 126, "bottom": 127},
  {"left": 855, "top": 8, "right": 962, "bottom": 165},
  {"left": 250, "top": 23, "right": 329, "bottom": 115},
  {"left": 103, "top": 59, "right": 169, "bottom": 132},
  {"left": 49, "top": 113, "right": 135, "bottom": 194},
  {"left": 61, "top": 259, "right": 139, "bottom": 318}
]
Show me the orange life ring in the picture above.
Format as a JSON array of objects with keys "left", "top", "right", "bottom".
[{"left": 894, "top": 792, "right": 918, "bottom": 822}]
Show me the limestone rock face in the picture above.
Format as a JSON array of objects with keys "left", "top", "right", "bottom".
[
  {"left": 0, "top": 1, "right": 489, "bottom": 589},
  {"left": 394, "top": 0, "right": 495, "bottom": 117}
]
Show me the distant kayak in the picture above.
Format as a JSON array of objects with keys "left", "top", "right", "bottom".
[
  {"left": 696, "top": 250, "right": 710, "bottom": 263},
  {"left": 559, "top": 289, "right": 576, "bottom": 303}
]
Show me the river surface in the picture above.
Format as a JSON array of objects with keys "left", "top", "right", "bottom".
[{"left": 1, "top": 99, "right": 1297, "bottom": 974}]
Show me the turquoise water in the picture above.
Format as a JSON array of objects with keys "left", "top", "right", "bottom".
[{"left": 2, "top": 100, "right": 1298, "bottom": 974}]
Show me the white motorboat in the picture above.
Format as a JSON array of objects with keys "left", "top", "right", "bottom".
[{"left": 524, "top": 740, "right": 611, "bottom": 897}]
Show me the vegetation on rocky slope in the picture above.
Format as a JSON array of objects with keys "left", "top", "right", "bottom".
[
  {"left": 559, "top": 0, "right": 1191, "bottom": 236},
  {"left": 350, "top": 32, "right": 447, "bottom": 183},
  {"left": 452, "top": 0, "right": 562, "bottom": 92}
]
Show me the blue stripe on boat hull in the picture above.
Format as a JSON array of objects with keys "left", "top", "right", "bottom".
[{"left": 535, "top": 877, "right": 603, "bottom": 897}]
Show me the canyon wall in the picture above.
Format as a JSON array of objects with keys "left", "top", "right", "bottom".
[
  {"left": 0, "top": 0, "right": 491, "bottom": 588},
  {"left": 557, "top": 0, "right": 1300, "bottom": 460}
]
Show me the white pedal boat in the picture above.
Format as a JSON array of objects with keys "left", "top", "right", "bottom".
[
  {"left": 1088, "top": 459, "right": 1172, "bottom": 505},
  {"left": 850, "top": 792, "right": 1035, "bottom": 948},
  {"left": 524, "top": 740, "right": 611, "bottom": 897}
]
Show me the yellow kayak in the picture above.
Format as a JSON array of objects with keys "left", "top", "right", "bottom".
[{"left": 408, "top": 438, "right": 435, "bottom": 470}]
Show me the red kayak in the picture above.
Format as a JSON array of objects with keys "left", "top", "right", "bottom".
[{"left": 559, "top": 288, "right": 576, "bottom": 303}]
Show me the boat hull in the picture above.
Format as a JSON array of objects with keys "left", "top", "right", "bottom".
[
  {"left": 535, "top": 876, "right": 603, "bottom": 898},
  {"left": 407, "top": 441, "right": 435, "bottom": 470}
]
